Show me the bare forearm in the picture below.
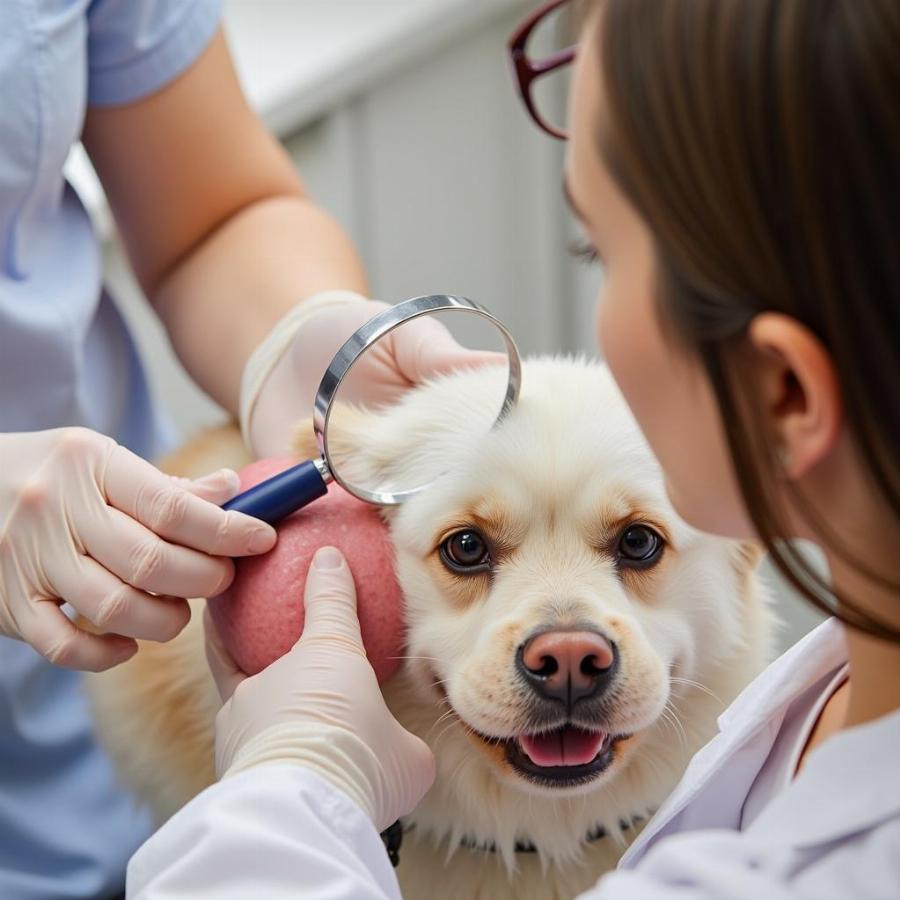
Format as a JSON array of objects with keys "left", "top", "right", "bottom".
[
  {"left": 82, "top": 28, "right": 368, "bottom": 414},
  {"left": 151, "top": 194, "right": 368, "bottom": 416}
]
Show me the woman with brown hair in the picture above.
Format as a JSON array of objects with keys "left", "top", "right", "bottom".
[{"left": 125, "top": 1, "right": 900, "bottom": 896}]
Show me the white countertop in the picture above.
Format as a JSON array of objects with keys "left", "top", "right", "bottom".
[
  {"left": 224, "top": 0, "right": 526, "bottom": 135},
  {"left": 66, "top": 0, "right": 527, "bottom": 236}
]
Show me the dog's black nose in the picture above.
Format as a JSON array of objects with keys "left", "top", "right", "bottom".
[{"left": 517, "top": 629, "right": 618, "bottom": 705}]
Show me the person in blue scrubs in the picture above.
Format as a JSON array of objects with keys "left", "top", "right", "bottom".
[{"left": 0, "top": 2, "right": 381, "bottom": 897}]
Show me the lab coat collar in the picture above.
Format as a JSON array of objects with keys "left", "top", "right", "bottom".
[
  {"left": 748, "top": 700, "right": 900, "bottom": 848},
  {"left": 620, "top": 619, "right": 847, "bottom": 868},
  {"left": 715, "top": 617, "right": 846, "bottom": 734}
]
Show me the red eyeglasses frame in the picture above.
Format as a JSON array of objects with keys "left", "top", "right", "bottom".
[{"left": 507, "top": 0, "right": 577, "bottom": 140}]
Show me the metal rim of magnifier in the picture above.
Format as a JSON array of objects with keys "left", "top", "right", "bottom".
[{"left": 312, "top": 294, "right": 522, "bottom": 505}]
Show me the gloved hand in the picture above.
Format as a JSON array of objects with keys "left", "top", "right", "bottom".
[
  {"left": 242, "top": 290, "right": 503, "bottom": 457},
  {"left": 0, "top": 428, "right": 276, "bottom": 672},
  {"left": 206, "top": 545, "right": 435, "bottom": 832}
]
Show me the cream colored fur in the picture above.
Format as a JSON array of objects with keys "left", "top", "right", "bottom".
[{"left": 87, "top": 358, "right": 777, "bottom": 898}]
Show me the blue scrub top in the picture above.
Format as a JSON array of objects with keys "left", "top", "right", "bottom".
[{"left": 0, "top": 1, "right": 221, "bottom": 896}]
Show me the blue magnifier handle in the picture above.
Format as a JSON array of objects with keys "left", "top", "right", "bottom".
[{"left": 221, "top": 459, "right": 328, "bottom": 525}]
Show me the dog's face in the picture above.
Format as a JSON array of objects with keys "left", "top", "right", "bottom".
[{"left": 326, "top": 358, "right": 771, "bottom": 863}]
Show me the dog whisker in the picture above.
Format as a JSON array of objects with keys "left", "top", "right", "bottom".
[
  {"left": 666, "top": 693, "right": 706, "bottom": 745},
  {"left": 429, "top": 709, "right": 459, "bottom": 732},
  {"left": 388, "top": 655, "right": 444, "bottom": 662},
  {"left": 659, "top": 702, "right": 688, "bottom": 751},
  {"left": 632, "top": 744, "right": 666, "bottom": 787},
  {"left": 427, "top": 708, "right": 459, "bottom": 737},
  {"left": 431, "top": 710, "right": 468, "bottom": 750},
  {"left": 668, "top": 676, "right": 723, "bottom": 705},
  {"left": 429, "top": 709, "right": 456, "bottom": 731},
  {"left": 446, "top": 753, "right": 475, "bottom": 798},
  {"left": 436, "top": 720, "right": 484, "bottom": 765}
]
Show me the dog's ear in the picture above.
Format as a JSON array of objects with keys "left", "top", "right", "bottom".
[
  {"left": 731, "top": 540, "right": 767, "bottom": 603},
  {"left": 292, "top": 404, "right": 386, "bottom": 467},
  {"left": 290, "top": 366, "right": 508, "bottom": 505},
  {"left": 292, "top": 418, "right": 320, "bottom": 460}
]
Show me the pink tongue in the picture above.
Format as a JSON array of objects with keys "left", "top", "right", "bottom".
[{"left": 519, "top": 727, "right": 606, "bottom": 767}]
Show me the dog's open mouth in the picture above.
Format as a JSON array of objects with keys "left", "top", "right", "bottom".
[
  {"left": 429, "top": 672, "right": 625, "bottom": 786},
  {"left": 518, "top": 726, "right": 609, "bottom": 767},
  {"left": 505, "top": 726, "right": 618, "bottom": 785},
  {"left": 469, "top": 724, "right": 621, "bottom": 787}
]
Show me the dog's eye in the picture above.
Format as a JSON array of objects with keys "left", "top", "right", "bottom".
[
  {"left": 617, "top": 525, "right": 664, "bottom": 568},
  {"left": 440, "top": 530, "right": 491, "bottom": 573}
]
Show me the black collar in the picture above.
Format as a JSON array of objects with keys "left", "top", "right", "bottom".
[
  {"left": 381, "top": 820, "right": 404, "bottom": 867},
  {"left": 381, "top": 816, "right": 642, "bottom": 867}
]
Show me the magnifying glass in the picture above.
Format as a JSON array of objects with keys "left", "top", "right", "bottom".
[{"left": 221, "top": 295, "right": 522, "bottom": 524}]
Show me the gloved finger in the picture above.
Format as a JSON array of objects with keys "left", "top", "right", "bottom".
[
  {"left": 299, "top": 546, "right": 366, "bottom": 653},
  {"left": 391, "top": 316, "right": 507, "bottom": 383},
  {"left": 170, "top": 468, "right": 242, "bottom": 506},
  {"left": 80, "top": 505, "right": 236, "bottom": 599},
  {"left": 203, "top": 606, "right": 246, "bottom": 701},
  {"left": 101, "top": 444, "right": 275, "bottom": 558},
  {"left": 20, "top": 602, "right": 137, "bottom": 672},
  {"left": 52, "top": 552, "right": 191, "bottom": 642},
  {"left": 402, "top": 730, "right": 437, "bottom": 811},
  {"left": 379, "top": 728, "right": 437, "bottom": 830}
]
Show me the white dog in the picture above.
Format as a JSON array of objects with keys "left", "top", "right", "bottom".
[{"left": 88, "top": 358, "right": 776, "bottom": 899}]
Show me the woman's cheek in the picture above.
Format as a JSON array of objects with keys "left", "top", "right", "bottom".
[
  {"left": 596, "top": 284, "right": 676, "bottom": 478},
  {"left": 595, "top": 279, "right": 632, "bottom": 382},
  {"left": 597, "top": 283, "right": 753, "bottom": 538},
  {"left": 595, "top": 279, "right": 659, "bottom": 422}
]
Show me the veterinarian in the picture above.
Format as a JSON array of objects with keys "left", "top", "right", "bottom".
[
  {"left": 126, "top": 0, "right": 900, "bottom": 896},
  {"left": 0, "top": 2, "right": 486, "bottom": 897}
]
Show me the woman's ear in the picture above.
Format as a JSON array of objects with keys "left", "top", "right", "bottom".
[
  {"left": 746, "top": 313, "right": 843, "bottom": 479},
  {"left": 290, "top": 365, "right": 508, "bottom": 506}
]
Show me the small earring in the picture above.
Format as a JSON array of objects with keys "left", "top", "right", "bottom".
[{"left": 776, "top": 446, "right": 792, "bottom": 470}]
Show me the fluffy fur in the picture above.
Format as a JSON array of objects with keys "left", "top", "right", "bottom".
[{"left": 87, "top": 358, "right": 777, "bottom": 898}]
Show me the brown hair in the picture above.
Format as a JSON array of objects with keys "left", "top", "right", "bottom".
[{"left": 596, "top": 0, "right": 900, "bottom": 640}]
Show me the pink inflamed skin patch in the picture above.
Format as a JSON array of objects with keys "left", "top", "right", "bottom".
[{"left": 207, "top": 458, "right": 405, "bottom": 683}]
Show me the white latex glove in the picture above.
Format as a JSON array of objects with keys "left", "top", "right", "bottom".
[
  {"left": 205, "top": 545, "right": 435, "bottom": 833},
  {"left": 242, "top": 290, "right": 504, "bottom": 457},
  {"left": 0, "top": 428, "right": 276, "bottom": 671}
]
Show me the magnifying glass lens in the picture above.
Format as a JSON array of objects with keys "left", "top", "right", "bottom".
[
  {"left": 224, "top": 296, "right": 520, "bottom": 524},
  {"left": 323, "top": 309, "right": 513, "bottom": 504}
]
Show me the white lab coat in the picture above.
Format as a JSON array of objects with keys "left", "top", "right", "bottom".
[{"left": 127, "top": 619, "right": 900, "bottom": 899}]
